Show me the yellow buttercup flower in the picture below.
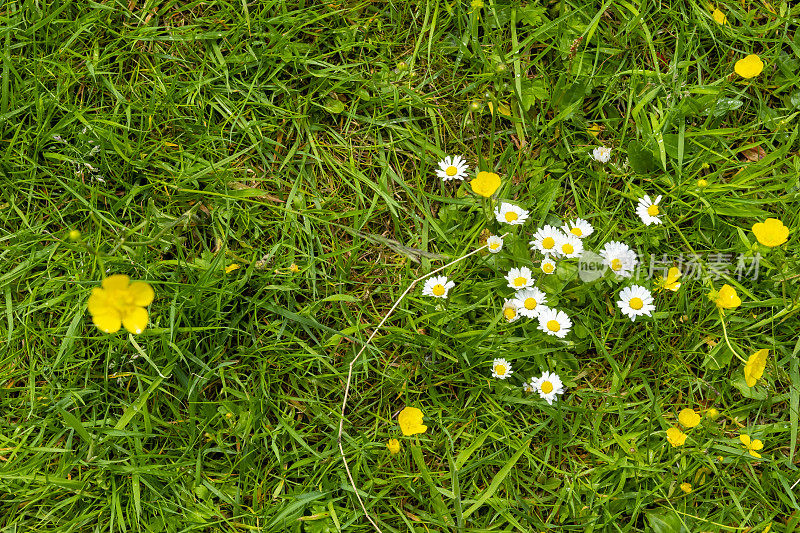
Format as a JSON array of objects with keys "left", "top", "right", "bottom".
[
  {"left": 680, "top": 482, "right": 692, "bottom": 494},
  {"left": 666, "top": 427, "right": 687, "bottom": 447},
  {"left": 710, "top": 284, "right": 741, "bottom": 311},
  {"left": 87, "top": 274, "right": 154, "bottom": 334},
  {"left": 68, "top": 229, "right": 82, "bottom": 241},
  {"left": 678, "top": 408, "right": 701, "bottom": 428},
  {"left": 387, "top": 439, "right": 401, "bottom": 454},
  {"left": 734, "top": 54, "right": 763, "bottom": 79},
  {"left": 740, "top": 434, "right": 764, "bottom": 458},
  {"left": 744, "top": 349, "right": 768, "bottom": 387},
  {"left": 470, "top": 171, "right": 501, "bottom": 197},
  {"left": 706, "top": 408, "right": 720, "bottom": 420},
  {"left": 752, "top": 218, "right": 788, "bottom": 247},
  {"left": 656, "top": 267, "right": 682, "bottom": 292},
  {"left": 398, "top": 407, "right": 428, "bottom": 436}
]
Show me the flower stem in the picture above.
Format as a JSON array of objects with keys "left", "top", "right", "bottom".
[{"left": 719, "top": 310, "right": 747, "bottom": 363}]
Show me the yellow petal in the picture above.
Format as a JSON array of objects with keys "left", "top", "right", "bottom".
[
  {"left": 734, "top": 54, "right": 763, "bottom": 79},
  {"left": 387, "top": 439, "right": 400, "bottom": 454},
  {"left": 752, "top": 218, "right": 789, "bottom": 247},
  {"left": 712, "top": 8, "right": 727, "bottom": 25},
  {"left": 398, "top": 407, "right": 427, "bottom": 436},
  {"left": 751, "top": 439, "right": 764, "bottom": 451},
  {"left": 739, "top": 434, "right": 752, "bottom": 447},
  {"left": 470, "top": 171, "right": 502, "bottom": 198},
  {"left": 666, "top": 267, "right": 682, "bottom": 284},
  {"left": 128, "top": 281, "right": 155, "bottom": 306},
  {"left": 92, "top": 308, "right": 122, "bottom": 334},
  {"left": 102, "top": 274, "right": 130, "bottom": 291},
  {"left": 122, "top": 307, "right": 149, "bottom": 334},
  {"left": 666, "top": 426, "right": 686, "bottom": 447},
  {"left": 225, "top": 263, "right": 240, "bottom": 274},
  {"left": 87, "top": 288, "right": 111, "bottom": 316},
  {"left": 744, "top": 349, "right": 768, "bottom": 387},
  {"left": 678, "top": 408, "right": 701, "bottom": 428},
  {"left": 660, "top": 267, "right": 682, "bottom": 291},
  {"left": 680, "top": 482, "right": 692, "bottom": 493},
  {"left": 748, "top": 449, "right": 762, "bottom": 458},
  {"left": 714, "top": 284, "right": 741, "bottom": 309}
]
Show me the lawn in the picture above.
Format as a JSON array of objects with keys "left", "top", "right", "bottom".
[{"left": 1, "top": 0, "right": 800, "bottom": 531}]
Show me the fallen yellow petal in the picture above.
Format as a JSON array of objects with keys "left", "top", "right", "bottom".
[
  {"left": 678, "top": 408, "right": 701, "bottom": 428},
  {"left": 398, "top": 406, "right": 428, "bottom": 436},
  {"left": 387, "top": 439, "right": 401, "bottom": 454},
  {"left": 744, "top": 349, "right": 768, "bottom": 387},
  {"left": 734, "top": 54, "right": 763, "bottom": 79}
]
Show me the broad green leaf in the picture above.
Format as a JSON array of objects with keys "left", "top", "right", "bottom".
[
  {"left": 627, "top": 140, "right": 656, "bottom": 174},
  {"left": 702, "top": 342, "right": 733, "bottom": 370},
  {"left": 519, "top": 79, "right": 549, "bottom": 111}
]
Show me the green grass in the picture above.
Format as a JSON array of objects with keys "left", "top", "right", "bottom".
[{"left": 2, "top": 0, "right": 800, "bottom": 531}]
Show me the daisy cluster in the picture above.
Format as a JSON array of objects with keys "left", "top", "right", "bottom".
[
  {"left": 498, "top": 197, "right": 662, "bottom": 329},
  {"left": 422, "top": 153, "right": 676, "bottom": 406}
]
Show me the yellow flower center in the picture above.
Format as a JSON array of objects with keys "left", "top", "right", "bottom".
[
  {"left": 543, "top": 263, "right": 555, "bottom": 274},
  {"left": 489, "top": 242, "right": 500, "bottom": 250},
  {"left": 570, "top": 227, "right": 583, "bottom": 237},
  {"left": 432, "top": 284, "right": 445, "bottom": 296},
  {"left": 611, "top": 258, "right": 622, "bottom": 271},
  {"left": 541, "top": 380, "right": 554, "bottom": 394},
  {"left": 647, "top": 205, "right": 660, "bottom": 216},
  {"left": 505, "top": 211, "right": 518, "bottom": 222},
  {"left": 547, "top": 320, "right": 560, "bottom": 332},
  {"left": 562, "top": 243, "right": 574, "bottom": 255},
  {"left": 445, "top": 165, "right": 458, "bottom": 176},
  {"left": 514, "top": 276, "right": 526, "bottom": 287},
  {"left": 494, "top": 364, "right": 507, "bottom": 376},
  {"left": 541, "top": 237, "right": 555, "bottom": 249},
  {"left": 503, "top": 307, "right": 516, "bottom": 320},
  {"left": 629, "top": 297, "right": 644, "bottom": 310},
  {"left": 524, "top": 297, "right": 537, "bottom": 310}
]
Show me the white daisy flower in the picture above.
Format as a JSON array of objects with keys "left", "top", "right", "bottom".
[
  {"left": 486, "top": 235, "right": 503, "bottom": 253},
  {"left": 600, "top": 241, "right": 638, "bottom": 278},
  {"left": 554, "top": 231, "right": 583, "bottom": 259},
  {"left": 435, "top": 155, "right": 469, "bottom": 181},
  {"left": 541, "top": 257, "right": 557, "bottom": 275},
  {"left": 516, "top": 288, "right": 547, "bottom": 318},
  {"left": 491, "top": 358, "right": 513, "bottom": 379},
  {"left": 532, "top": 371, "right": 565, "bottom": 405},
  {"left": 502, "top": 298, "right": 521, "bottom": 323},
  {"left": 505, "top": 266, "right": 533, "bottom": 290},
  {"left": 635, "top": 194, "right": 663, "bottom": 225},
  {"left": 422, "top": 275, "right": 454, "bottom": 298},
  {"left": 591, "top": 146, "right": 612, "bottom": 163},
  {"left": 494, "top": 202, "right": 529, "bottom": 226},
  {"left": 523, "top": 377, "right": 537, "bottom": 393},
  {"left": 562, "top": 218, "right": 594, "bottom": 239},
  {"left": 529, "top": 225, "right": 561, "bottom": 255},
  {"left": 537, "top": 307, "right": 572, "bottom": 338},
  {"left": 617, "top": 285, "right": 656, "bottom": 321}
]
